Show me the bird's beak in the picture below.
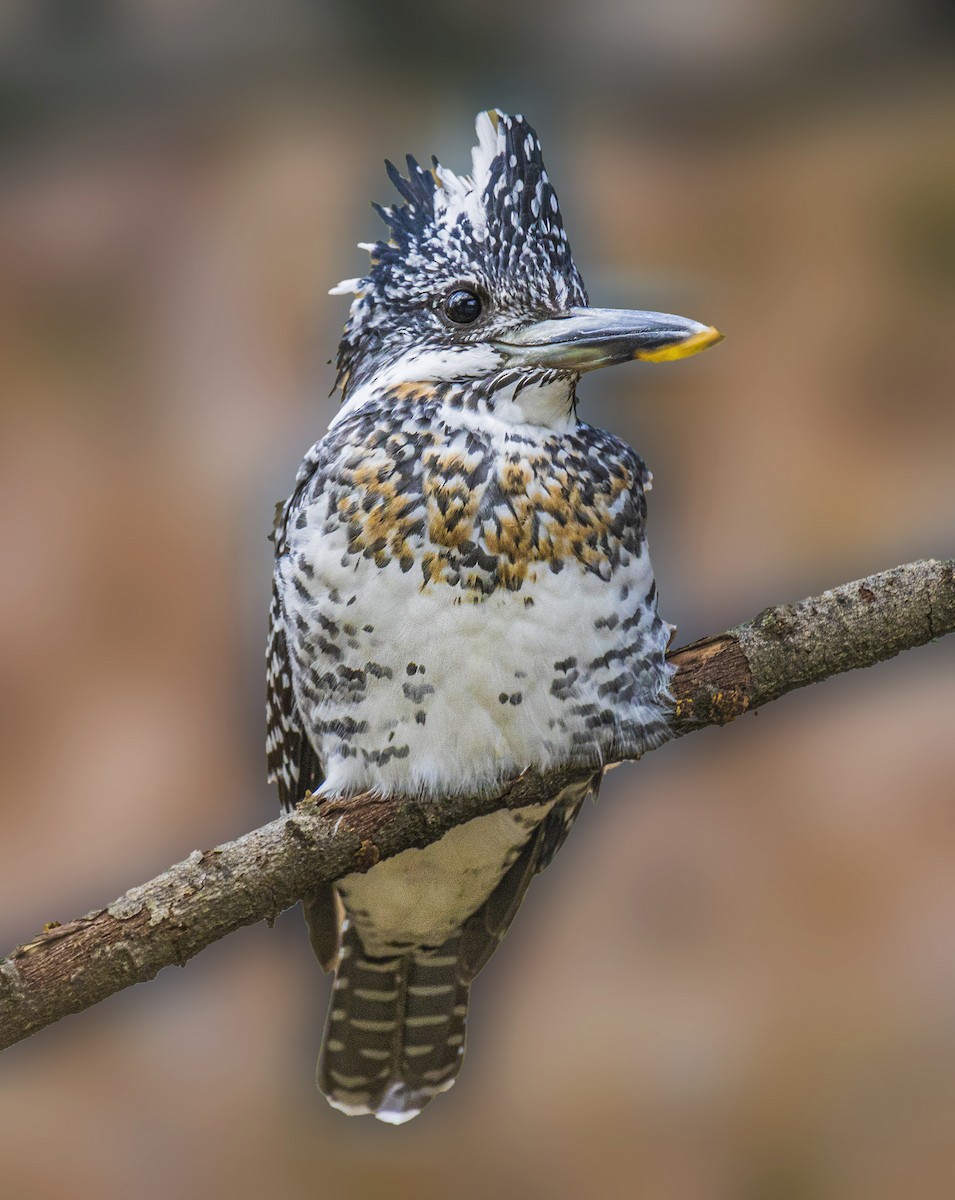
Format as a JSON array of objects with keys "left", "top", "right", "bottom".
[{"left": 495, "top": 307, "right": 723, "bottom": 372}]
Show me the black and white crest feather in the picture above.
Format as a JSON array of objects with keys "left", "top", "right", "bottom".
[{"left": 332, "top": 110, "right": 588, "bottom": 397}]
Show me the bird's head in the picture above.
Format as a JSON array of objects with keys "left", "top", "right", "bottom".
[{"left": 332, "top": 110, "right": 721, "bottom": 426}]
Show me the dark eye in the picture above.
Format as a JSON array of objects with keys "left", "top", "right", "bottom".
[{"left": 443, "top": 288, "right": 483, "bottom": 325}]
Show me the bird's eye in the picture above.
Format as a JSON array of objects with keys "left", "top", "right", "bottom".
[{"left": 443, "top": 289, "right": 483, "bottom": 325}]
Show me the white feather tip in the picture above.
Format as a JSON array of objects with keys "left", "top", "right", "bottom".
[{"left": 329, "top": 278, "right": 362, "bottom": 296}]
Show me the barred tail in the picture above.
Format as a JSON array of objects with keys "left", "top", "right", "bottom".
[{"left": 318, "top": 921, "right": 468, "bottom": 1124}]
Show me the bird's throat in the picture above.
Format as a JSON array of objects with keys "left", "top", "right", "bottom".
[{"left": 496, "top": 375, "right": 578, "bottom": 430}]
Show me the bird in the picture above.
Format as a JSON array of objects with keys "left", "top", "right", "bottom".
[{"left": 267, "top": 109, "right": 722, "bottom": 1124}]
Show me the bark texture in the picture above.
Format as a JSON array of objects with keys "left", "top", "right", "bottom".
[{"left": 1, "top": 558, "right": 952, "bottom": 1053}]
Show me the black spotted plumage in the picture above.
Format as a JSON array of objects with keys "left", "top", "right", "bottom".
[{"left": 267, "top": 107, "right": 720, "bottom": 1123}]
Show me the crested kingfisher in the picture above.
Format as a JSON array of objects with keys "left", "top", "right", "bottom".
[{"left": 267, "top": 109, "right": 722, "bottom": 1123}]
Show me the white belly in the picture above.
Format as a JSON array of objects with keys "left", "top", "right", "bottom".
[
  {"left": 280, "top": 518, "right": 668, "bottom": 801},
  {"left": 281, "top": 519, "right": 661, "bottom": 954}
]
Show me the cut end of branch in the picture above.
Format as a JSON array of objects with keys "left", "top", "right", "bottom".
[{"left": 668, "top": 634, "right": 752, "bottom": 730}]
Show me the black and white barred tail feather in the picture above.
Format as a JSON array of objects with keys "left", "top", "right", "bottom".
[
  {"left": 319, "top": 921, "right": 469, "bottom": 1124},
  {"left": 316, "top": 783, "right": 597, "bottom": 1123}
]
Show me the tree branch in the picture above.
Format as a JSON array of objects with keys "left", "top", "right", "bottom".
[{"left": 2, "top": 558, "right": 952, "bottom": 1053}]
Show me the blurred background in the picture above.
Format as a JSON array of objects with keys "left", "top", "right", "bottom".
[{"left": 1, "top": 1, "right": 953, "bottom": 1197}]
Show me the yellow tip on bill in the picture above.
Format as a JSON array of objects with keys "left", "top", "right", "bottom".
[{"left": 634, "top": 326, "right": 724, "bottom": 364}]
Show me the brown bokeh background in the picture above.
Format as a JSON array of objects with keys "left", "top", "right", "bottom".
[{"left": 1, "top": 3, "right": 953, "bottom": 1197}]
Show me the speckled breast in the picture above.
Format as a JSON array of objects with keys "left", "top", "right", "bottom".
[{"left": 277, "top": 397, "right": 673, "bottom": 798}]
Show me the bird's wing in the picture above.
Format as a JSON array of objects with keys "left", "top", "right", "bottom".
[
  {"left": 267, "top": 575, "right": 342, "bottom": 970},
  {"left": 456, "top": 771, "right": 601, "bottom": 981},
  {"left": 266, "top": 576, "right": 325, "bottom": 811},
  {"left": 267, "top": 445, "right": 333, "bottom": 813},
  {"left": 267, "top": 478, "right": 343, "bottom": 970},
  {"left": 535, "top": 771, "right": 601, "bottom": 874}
]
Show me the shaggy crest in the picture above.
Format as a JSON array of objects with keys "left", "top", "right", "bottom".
[{"left": 332, "top": 110, "right": 588, "bottom": 397}]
